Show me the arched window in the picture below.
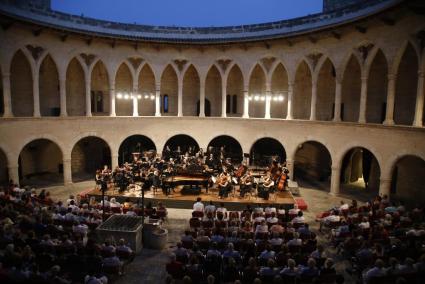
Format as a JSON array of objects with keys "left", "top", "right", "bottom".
[
  {"left": 232, "top": 95, "right": 237, "bottom": 114},
  {"left": 163, "top": 94, "right": 169, "bottom": 113}
]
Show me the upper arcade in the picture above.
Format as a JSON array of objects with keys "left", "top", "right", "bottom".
[{"left": 0, "top": 0, "right": 404, "bottom": 44}]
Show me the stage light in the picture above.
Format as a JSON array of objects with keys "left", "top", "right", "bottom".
[
  {"left": 116, "top": 93, "right": 123, "bottom": 99},
  {"left": 254, "top": 95, "right": 259, "bottom": 101},
  {"left": 137, "top": 95, "right": 142, "bottom": 99},
  {"left": 260, "top": 96, "right": 265, "bottom": 101},
  {"left": 124, "top": 94, "right": 130, "bottom": 100},
  {"left": 150, "top": 95, "right": 155, "bottom": 100},
  {"left": 248, "top": 96, "right": 253, "bottom": 101},
  {"left": 273, "top": 97, "right": 278, "bottom": 102},
  {"left": 279, "top": 95, "right": 284, "bottom": 101},
  {"left": 144, "top": 94, "right": 149, "bottom": 99}
]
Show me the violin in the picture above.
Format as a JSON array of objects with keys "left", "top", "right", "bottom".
[{"left": 235, "top": 164, "right": 247, "bottom": 178}]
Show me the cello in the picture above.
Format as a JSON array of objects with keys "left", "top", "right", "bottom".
[{"left": 277, "top": 172, "right": 287, "bottom": 191}]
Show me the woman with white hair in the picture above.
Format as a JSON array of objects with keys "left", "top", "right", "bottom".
[{"left": 109, "top": 198, "right": 121, "bottom": 208}]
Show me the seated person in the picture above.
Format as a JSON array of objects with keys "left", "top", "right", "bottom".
[
  {"left": 280, "top": 258, "right": 299, "bottom": 277},
  {"left": 116, "top": 238, "right": 135, "bottom": 260},
  {"left": 240, "top": 171, "right": 254, "bottom": 197},
  {"left": 292, "top": 210, "right": 305, "bottom": 224},
  {"left": 218, "top": 170, "right": 231, "bottom": 198},
  {"left": 299, "top": 258, "right": 319, "bottom": 278},
  {"left": 255, "top": 220, "right": 269, "bottom": 235},
  {"left": 204, "top": 201, "right": 216, "bottom": 214},
  {"left": 102, "top": 252, "right": 123, "bottom": 274},
  {"left": 193, "top": 197, "right": 204, "bottom": 212},
  {"left": 166, "top": 253, "right": 184, "bottom": 279}
]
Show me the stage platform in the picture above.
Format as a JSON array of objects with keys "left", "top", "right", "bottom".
[{"left": 85, "top": 186, "right": 296, "bottom": 211}]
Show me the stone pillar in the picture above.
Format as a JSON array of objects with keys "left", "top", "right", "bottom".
[
  {"left": 383, "top": 73, "right": 396, "bottom": 125},
  {"left": 358, "top": 76, "right": 368, "bottom": 123},
  {"left": 1, "top": 72, "right": 13, "bottom": 117},
  {"left": 199, "top": 79, "right": 205, "bottom": 117},
  {"left": 330, "top": 165, "right": 341, "bottom": 195},
  {"left": 132, "top": 83, "right": 139, "bottom": 117},
  {"left": 112, "top": 154, "right": 119, "bottom": 169},
  {"left": 379, "top": 178, "right": 392, "bottom": 198},
  {"left": 59, "top": 74, "right": 67, "bottom": 117},
  {"left": 221, "top": 76, "right": 227, "bottom": 118},
  {"left": 109, "top": 79, "right": 116, "bottom": 117},
  {"left": 242, "top": 87, "right": 249, "bottom": 118},
  {"left": 155, "top": 82, "right": 161, "bottom": 117},
  {"left": 310, "top": 78, "right": 318, "bottom": 120},
  {"left": 63, "top": 158, "right": 72, "bottom": 185},
  {"left": 286, "top": 81, "right": 294, "bottom": 120},
  {"left": 333, "top": 80, "right": 342, "bottom": 122},
  {"left": 286, "top": 159, "right": 294, "bottom": 181},
  {"left": 8, "top": 165, "right": 19, "bottom": 186},
  {"left": 85, "top": 73, "right": 92, "bottom": 117},
  {"left": 413, "top": 71, "right": 424, "bottom": 127},
  {"left": 177, "top": 76, "right": 183, "bottom": 117},
  {"left": 265, "top": 83, "right": 271, "bottom": 119},
  {"left": 33, "top": 69, "right": 41, "bottom": 117}
]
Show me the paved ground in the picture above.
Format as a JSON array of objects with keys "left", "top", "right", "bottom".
[{"left": 38, "top": 180, "right": 367, "bottom": 283}]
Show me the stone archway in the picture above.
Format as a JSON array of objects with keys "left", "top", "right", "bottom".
[
  {"left": 118, "top": 135, "right": 156, "bottom": 165},
  {"left": 39, "top": 54, "right": 60, "bottom": 116},
  {"left": 340, "top": 147, "right": 380, "bottom": 199},
  {"left": 0, "top": 148, "right": 8, "bottom": 186},
  {"left": 71, "top": 136, "right": 111, "bottom": 181},
  {"left": 294, "top": 141, "right": 331, "bottom": 191},
  {"left": 19, "top": 139, "right": 63, "bottom": 187},
  {"left": 163, "top": 134, "right": 199, "bottom": 155},
  {"left": 250, "top": 138, "right": 286, "bottom": 166},
  {"left": 293, "top": 61, "right": 312, "bottom": 120},
  {"left": 11, "top": 50, "right": 33, "bottom": 117},
  {"left": 207, "top": 135, "right": 243, "bottom": 163},
  {"left": 391, "top": 155, "right": 425, "bottom": 205}
]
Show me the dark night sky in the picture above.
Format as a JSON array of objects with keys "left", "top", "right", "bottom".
[{"left": 51, "top": 0, "right": 323, "bottom": 27}]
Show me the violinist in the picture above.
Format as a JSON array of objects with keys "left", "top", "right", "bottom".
[
  {"left": 235, "top": 162, "right": 248, "bottom": 179},
  {"left": 206, "top": 153, "right": 216, "bottom": 169},
  {"left": 258, "top": 172, "right": 274, "bottom": 200},
  {"left": 240, "top": 170, "right": 253, "bottom": 198},
  {"left": 218, "top": 169, "right": 231, "bottom": 198}
]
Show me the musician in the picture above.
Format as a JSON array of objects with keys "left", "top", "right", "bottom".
[
  {"left": 235, "top": 162, "right": 248, "bottom": 180},
  {"left": 240, "top": 170, "right": 253, "bottom": 198},
  {"left": 206, "top": 153, "right": 216, "bottom": 169},
  {"left": 218, "top": 169, "right": 231, "bottom": 199},
  {"left": 151, "top": 170, "right": 161, "bottom": 194},
  {"left": 258, "top": 172, "right": 275, "bottom": 200}
]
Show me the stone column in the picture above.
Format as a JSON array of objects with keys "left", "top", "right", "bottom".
[
  {"left": 59, "top": 74, "right": 67, "bottom": 117},
  {"left": 33, "top": 69, "right": 41, "bottom": 117},
  {"left": 379, "top": 178, "right": 392, "bottom": 198},
  {"left": 286, "top": 81, "right": 294, "bottom": 120},
  {"left": 286, "top": 159, "right": 294, "bottom": 181},
  {"left": 413, "top": 71, "right": 424, "bottom": 127},
  {"left": 8, "top": 165, "right": 19, "bottom": 186},
  {"left": 155, "top": 82, "right": 161, "bottom": 117},
  {"left": 85, "top": 73, "right": 92, "bottom": 117},
  {"left": 199, "top": 78, "right": 205, "bottom": 117},
  {"left": 310, "top": 78, "right": 318, "bottom": 120},
  {"left": 265, "top": 83, "right": 271, "bottom": 119},
  {"left": 242, "top": 87, "right": 249, "bottom": 118},
  {"left": 1, "top": 72, "right": 13, "bottom": 117},
  {"left": 358, "top": 76, "right": 368, "bottom": 123},
  {"left": 384, "top": 73, "right": 396, "bottom": 125},
  {"left": 112, "top": 154, "right": 119, "bottom": 169},
  {"left": 221, "top": 76, "right": 227, "bottom": 118},
  {"left": 109, "top": 79, "right": 116, "bottom": 117},
  {"left": 330, "top": 165, "right": 341, "bottom": 195},
  {"left": 132, "top": 83, "right": 139, "bottom": 117},
  {"left": 63, "top": 158, "right": 72, "bottom": 185},
  {"left": 333, "top": 80, "right": 342, "bottom": 122},
  {"left": 177, "top": 76, "right": 183, "bottom": 117}
]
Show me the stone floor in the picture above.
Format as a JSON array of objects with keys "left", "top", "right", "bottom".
[{"left": 38, "top": 180, "right": 365, "bottom": 283}]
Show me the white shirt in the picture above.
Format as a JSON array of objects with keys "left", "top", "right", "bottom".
[
  {"left": 204, "top": 205, "right": 216, "bottom": 213},
  {"left": 193, "top": 202, "right": 204, "bottom": 212},
  {"left": 340, "top": 203, "right": 349, "bottom": 211}
]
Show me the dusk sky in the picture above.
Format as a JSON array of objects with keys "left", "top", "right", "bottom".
[{"left": 51, "top": 0, "right": 323, "bottom": 27}]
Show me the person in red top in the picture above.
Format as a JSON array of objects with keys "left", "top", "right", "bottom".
[{"left": 166, "top": 253, "right": 185, "bottom": 280}]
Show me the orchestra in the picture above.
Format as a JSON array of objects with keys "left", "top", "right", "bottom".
[{"left": 95, "top": 145, "right": 290, "bottom": 201}]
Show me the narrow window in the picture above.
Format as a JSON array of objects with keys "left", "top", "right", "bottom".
[
  {"left": 232, "top": 95, "right": 237, "bottom": 114},
  {"left": 163, "top": 94, "right": 169, "bottom": 113}
]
